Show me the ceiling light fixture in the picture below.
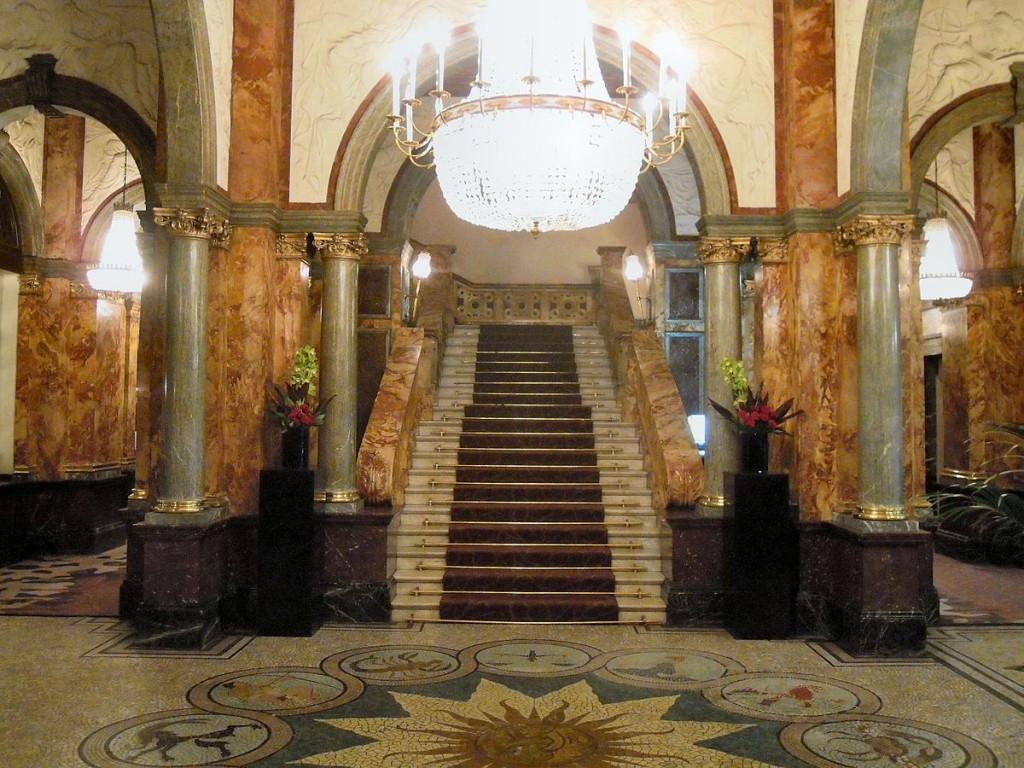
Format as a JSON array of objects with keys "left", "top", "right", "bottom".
[
  {"left": 87, "top": 147, "right": 145, "bottom": 295},
  {"left": 386, "top": 0, "right": 693, "bottom": 236},
  {"left": 919, "top": 161, "right": 972, "bottom": 303}
]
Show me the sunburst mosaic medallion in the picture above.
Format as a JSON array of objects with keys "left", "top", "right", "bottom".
[{"left": 300, "top": 678, "right": 773, "bottom": 767}]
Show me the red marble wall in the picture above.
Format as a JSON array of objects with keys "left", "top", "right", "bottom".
[
  {"left": 940, "top": 306, "right": 970, "bottom": 473},
  {"left": 133, "top": 237, "right": 167, "bottom": 501},
  {"left": 973, "top": 124, "right": 1015, "bottom": 270},
  {"left": 901, "top": 242, "right": 925, "bottom": 500},
  {"left": 773, "top": 0, "right": 838, "bottom": 209},
  {"left": 15, "top": 281, "right": 71, "bottom": 477},
  {"left": 756, "top": 244, "right": 796, "bottom": 472},
  {"left": 41, "top": 115, "right": 84, "bottom": 262}
]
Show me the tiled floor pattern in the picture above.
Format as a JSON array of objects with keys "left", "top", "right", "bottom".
[{"left": 2, "top": 619, "right": 1023, "bottom": 767}]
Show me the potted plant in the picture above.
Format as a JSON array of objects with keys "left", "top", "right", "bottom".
[
  {"left": 267, "top": 346, "right": 332, "bottom": 468},
  {"left": 927, "top": 423, "right": 1024, "bottom": 566},
  {"left": 709, "top": 357, "right": 801, "bottom": 473}
]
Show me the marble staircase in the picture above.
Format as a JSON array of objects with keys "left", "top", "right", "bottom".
[{"left": 390, "top": 324, "right": 669, "bottom": 623}]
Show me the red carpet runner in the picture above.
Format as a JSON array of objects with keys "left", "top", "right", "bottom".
[{"left": 439, "top": 324, "right": 618, "bottom": 621}]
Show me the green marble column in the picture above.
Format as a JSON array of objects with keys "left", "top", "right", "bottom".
[
  {"left": 150, "top": 208, "right": 230, "bottom": 519},
  {"left": 838, "top": 215, "right": 914, "bottom": 521},
  {"left": 313, "top": 233, "right": 367, "bottom": 511},
  {"left": 697, "top": 237, "right": 745, "bottom": 516}
]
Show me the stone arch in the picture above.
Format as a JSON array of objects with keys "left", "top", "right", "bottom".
[
  {"left": 333, "top": 24, "right": 732, "bottom": 227},
  {"left": 0, "top": 133, "right": 43, "bottom": 257},
  {"left": 0, "top": 70, "right": 158, "bottom": 205},
  {"left": 149, "top": 0, "right": 218, "bottom": 188},
  {"left": 908, "top": 83, "right": 1022, "bottom": 266},
  {"left": 849, "top": 0, "right": 924, "bottom": 196}
]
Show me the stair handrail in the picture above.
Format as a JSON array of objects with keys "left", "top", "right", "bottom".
[
  {"left": 594, "top": 263, "right": 705, "bottom": 509},
  {"left": 356, "top": 270, "right": 452, "bottom": 505}
]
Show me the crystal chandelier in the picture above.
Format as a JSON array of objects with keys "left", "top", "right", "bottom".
[
  {"left": 87, "top": 148, "right": 145, "bottom": 295},
  {"left": 919, "top": 166, "right": 971, "bottom": 302},
  {"left": 387, "top": 0, "right": 693, "bottom": 235}
]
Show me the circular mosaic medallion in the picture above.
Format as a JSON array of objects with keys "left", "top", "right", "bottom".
[
  {"left": 197, "top": 670, "right": 349, "bottom": 713},
  {"left": 706, "top": 675, "right": 881, "bottom": 721},
  {"left": 81, "top": 710, "right": 286, "bottom": 767},
  {"left": 329, "top": 646, "right": 462, "bottom": 685},
  {"left": 781, "top": 716, "right": 997, "bottom": 768},
  {"left": 601, "top": 649, "right": 740, "bottom": 688},
  {"left": 474, "top": 641, "right": 595, "bottom": 675}
]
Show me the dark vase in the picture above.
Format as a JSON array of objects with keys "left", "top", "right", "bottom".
[
  {"left": 281, "top": 427, "right": 310, "bottom": 469},
  {"left": 740, "top": 430, "right": 770, "bottom": 473}
]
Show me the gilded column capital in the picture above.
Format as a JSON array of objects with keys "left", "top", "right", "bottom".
[
  {"left": 697, "top": 237, "right": 747, "bottom": 265},
  {"left": 312, "top": 232, "right": 368, "bottom": 261},
  {"left": 275, "top": 232, "right": 309, "bottom": 259},
  {"left": 152, "top": 207, "right": 233, "bottom": 249},
  {"left": 758, "top": 237, "right": 790, "bottom": 264},
  {"left": 834, "top": 215, "right": 914, "bottom": 252}
]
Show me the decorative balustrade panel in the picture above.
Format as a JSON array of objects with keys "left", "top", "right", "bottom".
[{"left": 454, "top": 278, "right": 595, "bottom": 325}]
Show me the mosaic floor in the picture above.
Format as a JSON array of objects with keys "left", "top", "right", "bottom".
[{"left": 1, "top": 618, "right": 1023, "bottom": 767}]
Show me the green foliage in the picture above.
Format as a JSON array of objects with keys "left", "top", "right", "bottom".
[
  {"left": 718, "top": 356, "right": 748, "bottom": 406},
  {"left": 929, "top": 422, "right": 1024, "bottom": 567},
  {"left": 289, "top": 345, "right": 319, "bottom": 398}
]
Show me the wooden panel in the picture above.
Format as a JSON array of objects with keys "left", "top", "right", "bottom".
[
  {"left": 357, "top": 328, "right": 390, "bottom": 449},
  {"left": 358, "top": 264, "right": 391, "bottom": 317}
]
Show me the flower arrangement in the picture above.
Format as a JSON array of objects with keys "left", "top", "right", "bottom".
[
  {"left": 709, "top": 357, "right": 801, "bottom": 433},
  {"left": 268, "top": 345, "right": 332, "bottom": 433}
]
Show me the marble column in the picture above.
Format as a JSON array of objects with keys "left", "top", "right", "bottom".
[
  {"left": 836, "top": 216, "right": 914, "bottom": 521},
  {"left": 313, "top": 232, "right": 367, "bottom": 510},
  {"left": 150, "top": 208, "right": 231, "bottom": 518},
  {"left": 696, "top": 237, "right": 745, "bottom": 515}
]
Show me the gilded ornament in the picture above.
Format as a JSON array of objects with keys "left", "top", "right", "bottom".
[
  {"left": 758, "top": 238, "right": 790, "bottom": 264},
  {"left": 312, "top": 232, "right": 368, "bottom": 261},
  {"left": 834, "top": 215, "right": 914, "bottom": 251},
  {"left": 275, "top": 232, "right": 309, "bottom": 260},
  {"left": 152, "top": 207, "right": 232, "bottom": 247},
  {"left": 697, "top": 237, "right": 746, "bottom": 265}
]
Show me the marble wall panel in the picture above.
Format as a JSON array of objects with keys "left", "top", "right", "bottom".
[
  {"left": 15, "top": 280, "right": 70, "bottom": 478},
  {"left": 206, "top": 228, "right": 276, "bottom": 516},
  {"left": 134, "top": 238, "right": 168, "bottom": 501},
  {"left": 974, "top": 124, "right": 1016, "bottom": 271},
  {"left": 774, "top": 0, "right": 838, "bottom": 209},
  {"left": 756, "top": 248, "right": 796, "bottom": 473},
  {"left": 940, "top": 305, "right": 969, "bottom": 472},
  {"left": 63, "top": 293, "right": 98, "bottom": 466},
  {"left": 125, "top": 302, "right": 140, "bottom": 461},
  {"left": 41, "top": 115, "right": 84, "bottom": 262},
  {"left": 900, "top": 243, "right": 925, "bottom": 501},
  {"left": 94, "top": 298, "right": 128, "bottom": 463},
  {"left": 229, "top": 0, "right": 292, "bottom": 202},
  {"left": 835, "top": 244, "right": 859, "bottom": 511},
  {"left": 790, "top": 233, "right": 844, "bottom": 520},
  {"left": 966, "top": 286, "right": 1024, "bottom": 471}
]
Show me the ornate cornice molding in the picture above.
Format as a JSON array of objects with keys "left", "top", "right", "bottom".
[
  {"left": 834, "top": 215, "right": 914, "bottom": 252},
  {"left": 152, "top": 207, "right": 233, "bottom": 249},
  {"left": 697, "top": 237, "right": 747, "bottom": 265},
  {"left": 19, "top": 271, "right": 42, "bottom": 295},
  {"left": 312, "top": 232, "right": 368, "bottom": 261}
]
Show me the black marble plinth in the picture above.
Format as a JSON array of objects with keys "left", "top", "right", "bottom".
[
  {"left": 323, "top": 583, "right": 392, "bottom": 623},
  {"left": 726, "top": 472, "right": 797, "bottom": 639},
  {"left": 665, "top": 587, "right": 726, "bottom": 627},
  {"left": 258, "top": 469, "right": 320, "bottom": 636}
]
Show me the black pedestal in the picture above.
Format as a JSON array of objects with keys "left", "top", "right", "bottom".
[
  {"left": 257, "top": 469, "right": 321, "bottom": 636},
  {"left": 726, "top": 472, "right": 797, "bottom": 639}
]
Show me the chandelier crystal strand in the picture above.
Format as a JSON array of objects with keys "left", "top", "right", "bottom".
[{"left": 386, "top": 0, "right": 691, "bottom": 234}]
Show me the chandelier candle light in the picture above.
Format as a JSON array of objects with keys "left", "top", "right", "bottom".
[
  {"left": 387, "top": 0, "right": 693, "bottom": 235},
  {"left": 87, "top": 147, "right": 145, "bottom": 295}
]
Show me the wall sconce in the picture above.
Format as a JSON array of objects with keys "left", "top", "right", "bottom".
[
  {"left": 409, "top": 251, "right": 432, "bottom": 324},
  {"left": 623, "top": 251, "right": 651, "bottom": 326}
]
